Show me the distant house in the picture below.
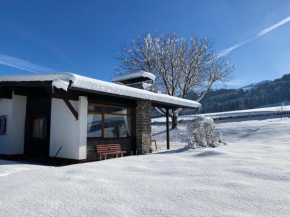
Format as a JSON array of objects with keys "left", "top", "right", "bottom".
[{"left": 0, "top": 72, "right": 200, "bottom": 162}]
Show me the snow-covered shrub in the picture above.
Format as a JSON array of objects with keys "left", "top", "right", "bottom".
[
  {"left": 187, "top": 116, "right": 206, "bottom": 148},
  {"left": 187, "top": 116, "right": 226, "bottom": 148},
  {"left": 187, "top": 139, "right": 196, "bottom": 149},
  {"left": 214, "top": 131, "right": 223, "bottom": 144}
]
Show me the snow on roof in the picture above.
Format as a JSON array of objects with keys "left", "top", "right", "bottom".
[
  {"left": 0, "top": 73, "right": 200, "bottom": 108},
  {"left": 112, "top": 71, "right": 156, "bottom": 82}
]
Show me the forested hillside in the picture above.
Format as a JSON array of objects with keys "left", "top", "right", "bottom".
[{"left": 180, "top": 73, "right": 290, "bottom": 115}]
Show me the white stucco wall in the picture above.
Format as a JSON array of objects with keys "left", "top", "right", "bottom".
[
  {"left": 0, "top": 93, "right": 27, "bottom": 155},
  {"left": 49, "top": 96, "right": 88, "bottom": 160}
]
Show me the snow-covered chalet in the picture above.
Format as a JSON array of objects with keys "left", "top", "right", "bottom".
[{"left": 0, "top": 72, "right": 200, "bottom": 162}]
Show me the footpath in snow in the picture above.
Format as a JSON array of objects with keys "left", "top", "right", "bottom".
[{"left": 0, "top": 116, "right": 290, "bottom": 216}]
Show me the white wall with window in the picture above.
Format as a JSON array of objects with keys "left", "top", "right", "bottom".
[{"left": 0, "top": 93, "right": 27, "bottom": 155}]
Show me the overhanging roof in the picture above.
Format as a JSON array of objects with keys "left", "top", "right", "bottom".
[{"left": 0, "top": 73, "right": 201, "bottom": 109}]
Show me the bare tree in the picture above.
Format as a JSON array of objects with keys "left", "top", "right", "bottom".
[{"left": 115, "top": 33, "right": 235, "bottom": 128}]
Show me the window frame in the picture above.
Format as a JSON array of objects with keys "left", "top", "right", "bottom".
[
  {"left": 32, "top": 117, "right": 47, "bottom": 139},
  {"left": 0, "top": 116, "right": 7, "bottom": 135},
  {"left": 87, "top": 103, "right": 134, "bottom": 139}
]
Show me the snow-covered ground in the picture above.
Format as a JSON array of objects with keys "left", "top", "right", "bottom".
[
  {"left": 0, "top": 160, "right": 43, "bottom": 177},
  {"left": 1, "top": 116, "right": 290, "bottom": 216},
  {"left": 152, "top": 105, "right": 290, "bottom": 123}
]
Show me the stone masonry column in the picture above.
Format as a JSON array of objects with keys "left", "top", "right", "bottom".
[{"left": 136, "top": 101, "right": 152, "bottom": 154}]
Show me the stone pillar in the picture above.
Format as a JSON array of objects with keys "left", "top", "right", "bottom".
[{"left": 136, "top": 101, "right": 152, "bottom": 154}]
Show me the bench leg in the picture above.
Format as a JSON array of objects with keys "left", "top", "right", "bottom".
[
  {"left": 104, "top": 155, "right": 107, "bottom": 160},
  {"left": 121, "top": 153, "right": 123, "bottom": 157},
  {"left": 99, "top": 154, "right": 102, "bottom": 161},
  {"left": 116, "top": 153, "right": 118, "bottom": 158}
]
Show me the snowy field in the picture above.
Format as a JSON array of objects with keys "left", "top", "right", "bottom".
[
  {"left": 152, "top": 105, "right": 290, "bottom": 123},
  {"left": 1, "top": 116, "right": 290, "bottom": 216},
  {"left": 0, "top": 160, "right": 43, "bottom": 177}
]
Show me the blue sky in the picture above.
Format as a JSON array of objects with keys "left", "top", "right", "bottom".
[{"left": 0, "top": 0, "right": 290, "bottom": 88}]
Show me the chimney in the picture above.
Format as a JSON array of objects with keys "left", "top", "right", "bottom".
[{"left": 112, "top": 71, "right": 158, "bottom": 92}]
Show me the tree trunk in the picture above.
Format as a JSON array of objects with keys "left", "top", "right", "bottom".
[{"left": 172, "top": 114, "right": 178, "bottom": 129}]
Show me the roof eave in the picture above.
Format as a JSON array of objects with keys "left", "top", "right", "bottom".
[{"left": 70, "top": 86, "right": 199, "bottom": 109}]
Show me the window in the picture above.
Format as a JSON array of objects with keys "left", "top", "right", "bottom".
[
  {"left": 104, "top": 114, "right": 132, "bottom": 138},
  {"left": 32, "top": 117, "right": 47, "bottom": 139},
  {"left": 0, "top": 116, "right": 7, "bottom": 135},
  {"left": 87, "top": 113, "right": 102, "bottom": 137},
  {"left": 87, "top": 104, "right": 134, "bottom": 138}
]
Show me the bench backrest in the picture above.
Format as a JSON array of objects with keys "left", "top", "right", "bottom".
[{"left": 96, "top": 144, "right": 121, "bottom": 153}]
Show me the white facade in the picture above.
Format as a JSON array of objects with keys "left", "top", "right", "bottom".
[
  {"left": 49, "top": 96, "right": 88, "bottom": 160},
  {"left": 0, "top": 93, "right": 27, "bottom": 155},
  {"left": 0, "top": 93, "right": 88, "bottom": 160}
]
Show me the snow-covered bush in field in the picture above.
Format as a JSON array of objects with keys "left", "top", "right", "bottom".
[
  {"left": 187, "top": 116, "right": 226, "bottom": 148},
  {"left": 187, "top": 116, "right": 206, "bottom": 148}
]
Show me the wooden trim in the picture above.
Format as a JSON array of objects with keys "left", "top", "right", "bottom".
[
  {"left": 88, "top": 97, "right": 136, "bottom": 108},
  {"left": 87, "top": 137, "right": 134, "bottom": 140},
  {"left": 51, "top": 88, "right": 79, "bottom": 101},
  {"left": 166, "top": 108, "right": 170, "bottom": 150},
  {"left": 101, "top": 112, "right": 105, "bottom": 138},
  {"left": 88, "top": 111, "right": 133, "bottom": 116},
  {"left": 88, "top": 110, "right": 104, "bottom": 115},
  {"left": 63, "top": 99, "right": 78, "bottom": 120},
  {"left": 32, "top": 119, "right": 37, "bottom": 138},
  {"left": 0, "top": 116, "right": 7, "bottom": 135},
  {"left": 73, "top": 86, "right": 195, "bottom": 109},
  {"left": 0, "top": 81, "right": 53, "bottom": 88},
  {"left": 88, "top": 103, "right": 133, "bottom": 110},
  {"left": 0, "top": 87, "right": 13, "bottom": 99}
]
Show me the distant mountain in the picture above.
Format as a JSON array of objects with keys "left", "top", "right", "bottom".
[
  {"left": 241, "top": 80, "right": 271, "bottom": 91},
  {"left": 180, "top": 73, "right": 290, "bottom": 115}
]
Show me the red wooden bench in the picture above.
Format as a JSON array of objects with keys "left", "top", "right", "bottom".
[{"left": 96, "top": 144, "right": 127, "bottom": 160}]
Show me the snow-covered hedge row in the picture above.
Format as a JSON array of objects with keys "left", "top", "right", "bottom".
[
  {"left": 152, "top": 111, "right": 290, "bottom": 125},
  {"left": 212, "top": 111, "right": 290, "bottom": 121}
]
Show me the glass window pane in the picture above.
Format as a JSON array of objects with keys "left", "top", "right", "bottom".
[
  {"left": 32, "top": 118, "right": 46, "bottom": 139},
  {"left": 88, "top": 105, "right": 102, "bottom": 112},
  {"left": 38, "top": 119, "right": 43, "bottom": 138},
  {"left": 87, "top": 114, "right": 102, "bottom": 137},
  {"left": 33, "top": 119, "right": 39, "bottom": 138},
  {"left": 105, "top": 107, "right": 132, "bottom": 115},
  {"left": 3, "top": 117, "right": 6, "bottom": 133},
  {"left": 104, "top": 114, "right": 131, "bottom": 138}
]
